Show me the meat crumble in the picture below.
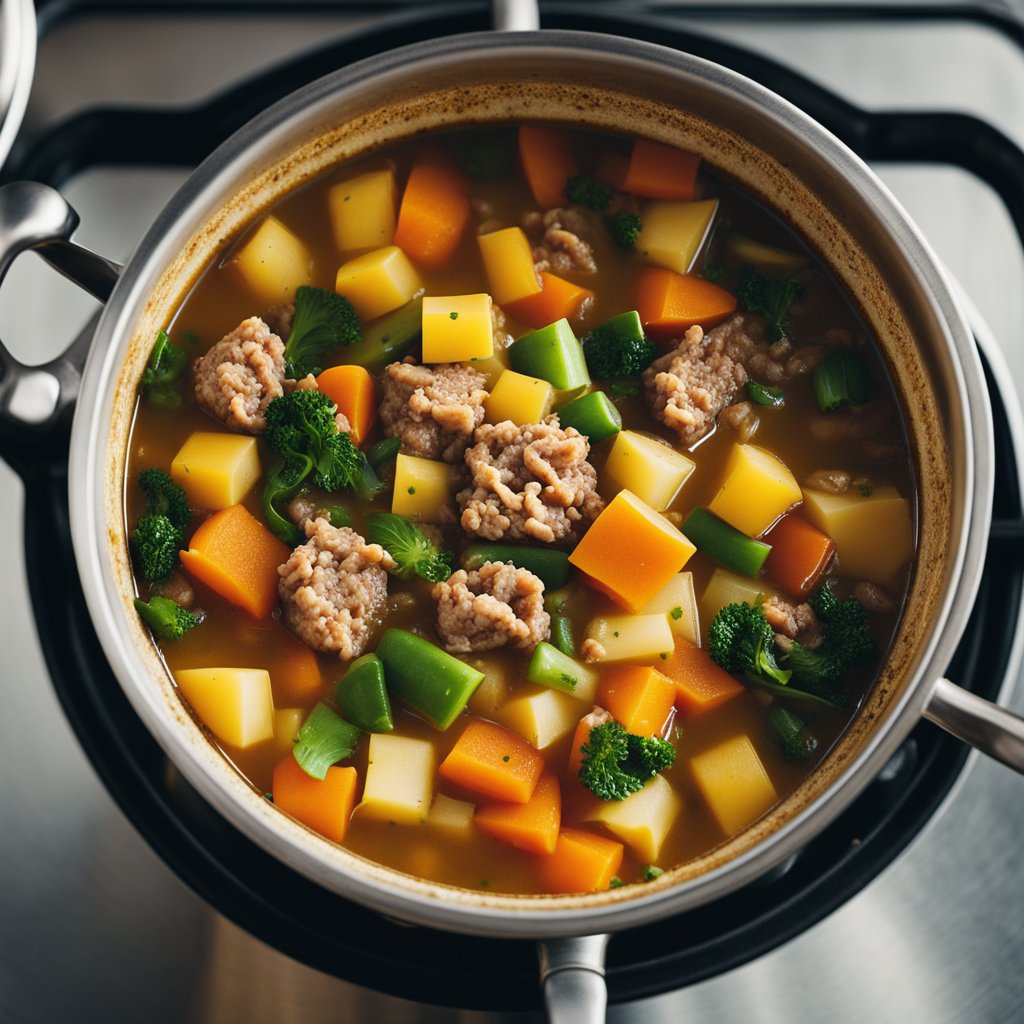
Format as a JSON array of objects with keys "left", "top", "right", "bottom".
[{"left": 523, "top": 207, "right": 598, "bottom": 275}]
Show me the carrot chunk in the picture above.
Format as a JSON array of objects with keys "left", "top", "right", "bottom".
[
  {"left": 439, "top": 720, "right": 544, "bottom": 804},
  {"left": 622, "top": 139, "right": 701, "bottom": 200},
  {"left": 566, "top": 714, "right": 593, "bottom": 779},
  {"left": 595, "top": 150, "right": 628, "bottom": 190},
  {"left": 659, "top": 638, "right": 744, "bottom": 717},
  {"left": 538, "top": 827, "right": 624, "bottom": 893},
  {"left": 476, "top": 773, "right": 561, "bottom": 854},
  {"left": 393, "top": 143, "right": 470, "bottom": 269},
  {"left": 504, "top": 271, "right": 594, "bottom": 330},
  {"left": 266, "top": 632, "right": 324, "bottom": 703},
  {"left": 763, "top": 513, "right": 836, "bottom": 598},
  {"left": 519, "top": 125, "right": 578, "bottom": 208},
  {"left": 316, "top": 365, "right": 377, "bottom": 446},
  {"left": 634, "top": 267, "right": 738, "bottom": 342},
  {"left": 598, "top": 665, "right": 677, "bottom": 736},
  {"left": 179, "top": 504, "right": 290, "bottom": 619},
  {"left": 272, "top": 754, "right": 359, "bottom": 844}
]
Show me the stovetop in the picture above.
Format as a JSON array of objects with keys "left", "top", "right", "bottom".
[{"left": 1, "top": 4, "right": 1024, "bottom": 1023}]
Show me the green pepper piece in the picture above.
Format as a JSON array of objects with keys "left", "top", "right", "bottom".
[
  {"left": 557, "top": 390, "right": 622, "bottom": 443},
  {"left": 460, "top": 543, "right": 571, "bottom": 590},
  {"left": 292, "top": 703, "right": 361, "bottom": 780},
  {"left": 683, "top": 507, "right": 772, "bottom": 578},
  {"left": 337, "top": 296, "right": 423, "bottom": 373},
  {"left": 376, "top": 629, "right": 484, "bottom": 730},
  {"left": 528, "top": 641, "right": 588, "bottom": 694},
  {"left": 508, "top": 318, "right": 591, "bottom": 390},
  {"left": 551, "top": 614, "right": 575, "bottom": 657},
  {"left": 335, "top": 653, "right": 394, "bottom": 733}
]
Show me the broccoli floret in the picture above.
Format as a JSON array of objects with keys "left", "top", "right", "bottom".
[
  {"left": 785, "top": 581, "right": 877, "bottom": 686},
  {"left": 315, "top": 430, "right": 383, "bottom": 500},
  {"left": 264, "top": 388, "right": 338, "bottom": 460},
  {"left": 366, "top": 512, "right": 455, "bottom": 584},
  {"left": 579, "top": 721, "right": 676, "bottom": 801},
  {"left": 767, "top": 706, "right": 819, "bottom": 762},
  {"left": 283, "top": 285, "right": 361, "bottom": 380},
  {"left": 131, "top": 515, "right": 182, "bottom": 581},
  {"left": 138, "top": 468, "right": 190, "bottom": 533},
  {"left": 564, "top": 174, "right": 612, "bottom": 211},
  {"left": 708, "top": 602, "right": 792, "bottom": 687},
  {"left": 581, "top": 324, "right": 657, "bottom": 380},
  {"left": 736, "top": 272, "right": 803, "bottom": 342},
  {"left": 604, "top": 210, "right": 643, "bottom": 250},
  {"left": 140, "top": 330, "right": 188, "bottom": 408},
  {"left": 134, "top": 596, "right": 198, "bottom": 641}
]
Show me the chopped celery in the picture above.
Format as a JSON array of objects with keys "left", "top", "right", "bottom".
[
  {"left": 508, "top": 318, "right": 591, "bottom": 390},
  {"left": 335, "top": 653, "right": 393, "bottom": 733},
  {"left": 557, "top": 390, "right": 622, "bottom": 443},
  {"left": 527, "top": 642, "right": 598, "bottom": 701},
  {"left": 551, "top": 614, "right": 575, "bottom": 657},
  {"left": 461, "top": 543, "right": 571, "bottom": 590},
  {"left": 683, "top": 507, "right": 771, "bottom": 577},
  {"left": 292, "top": 703, "right": 361, "bottom": 780},
  {"left": 813, "top": 349, "right": 871, "bottom": 412},
  {"left": 337, "top": 296, "right": 423, "bottom": 373}
]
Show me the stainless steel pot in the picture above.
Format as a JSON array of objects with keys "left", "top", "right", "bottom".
[{"left": 2, "top": 3, "right": 1024, "bottom": 1020}]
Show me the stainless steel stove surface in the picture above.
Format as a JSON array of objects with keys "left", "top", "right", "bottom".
[{"left": 2, "top": 5, "right": 1023, "bottom": 1022}]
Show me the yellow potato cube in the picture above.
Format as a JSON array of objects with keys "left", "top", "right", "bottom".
[
  {"left": 392, "top": 453, "right": 451, "bottom": 523},
  {"left": 335, "top": 245, "right": 423, "bottom": 322},
  {"left": 725, "top": 234, "right": 809, "bottom": 274},
  {"left": 478, "top": 226, "right": 542, "bottom": 304},
  {"left": 468, "top": 657, "right": 510, "bottom": 715},
  {"left": 232, "top": 215, "right": 313, "bottom": 305},
  {"left": 469, "top": 351, "right": 509, "bottom": 389},
  {"left": 802, "top": 486, "right": 913, "bottom": 584},
  {"left": 428, "top": 794, "right": 475, "bottom": 836},
  {"left": 641, "top": 572, "right": 700, "bottom": 646},
  {"left": 272, "top": 707, "right": 304, "bottom": 754},
  {"left": 700, "top": 568, "right": 780, "bottom": 641},
  {"left": 358, "top": 733, "right": 435, "bottom": 825},
  {"left": 421, "top": 294, "right": 494, "bottom": 363},
  {"left": 708, "top": 443, "right": 802, "bottom": 537},
  {"left": 500, "top": 685, "right": 586, "bottom": 749},
  {"left": 585, "top": 613, "right": 675, "bottom": 663},
  {"left": 485, "top": 369, "right": 553, "bottom": 425},
  {"left": 174, "top": 667, "right": 274, "bottom": 749},
  {"left": 690, "top": 734, "right": 778, "bottom": 836},
  {"left": 328, "top": 168, "right": 397, "bottom": 254},
  {"left": 584, "top": 774, "right": 682, "bottom": 862},
  {"left": 602, "top": 430, "right": 695, "bottom": 510},
  {"left": 170, "top": 432, "right": 261, "bottom": 510},
  {"left": 637, "top": 199, "right": 718, "bottom": 274}
]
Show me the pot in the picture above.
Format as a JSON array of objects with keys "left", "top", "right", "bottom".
[{"left": 1, "top": 3, "right": 1023, "bottom": 1020}]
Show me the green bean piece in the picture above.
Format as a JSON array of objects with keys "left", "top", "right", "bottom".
[
  {"left": 527, "top": 642, "right": 588, "bottom": 696},
  {"left": 337, "top": 296, "right": 423, "bottom": 373},
  {"left": 460, "top": 544, "right": 571, "bottom": 590},
  {"left": 335, "top": 653, "right": 394, "bottom": 733},
  {"left": 557, "top": 390, "right": 622, "bottom": 443},
  {"left": 508, "top": 318, "right": 591, "bottom": 390},
  {"left": 551, "top": 614, "right": 575, "bottom": 657},
  {"left": 746, "top": 380, "right": 785, "bottom": 407},
  {"left": 544, "top": 586, "right": 572, "bottom": 615},
  {"left": 683, "top": 507, "right": 772, "bottom": 578}
]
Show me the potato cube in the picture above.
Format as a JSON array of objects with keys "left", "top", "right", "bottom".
[
  {"left": 602, "top": 430, "right": 695, "bottom": 510},
  {"left": 485, "top": 369, "right": 553, "bottom": 425},
  {"left": 358, "top": 733, "right": 435, "bottom": 825},
  {"left": 708, "top": 443, "right": 802, "bottom": 537},
  {"left": 170, "top": 432, "right": 261, "bottom": 510},
  {"left": 392, "top": 453, "right": 451, "bottom": 523},
  {"left": 585, "top": 613, "right": 675, "bottom": 663},
  {"left": 329, "top": 168, "right": 397, "bottom": 254},
  {"left": 421, "top": 293, "right": 494, "bottom": 363},
  {"left": 801, "top": 486, "right": 913, "bottom": 584},
  {"left": 725, "top": 234, "right": 809, "bottom": 274},
  {"left": 501, "top": 685, "right": 586, "bottom": 749},
  {"left": 272, "top": 707, "right": 304, "bottom": 753},
  {"left": 175, "top": 667, "right": 274, "bottom": 749},
  {"left": 641, "top": 572, "right": 700, "bottom": 646},
  {"left": 690, "top": 734, "right": 778, "bottom": 835},
  {"left": 583, "top": 774, "right": 682, "bottom": 862},
  {"left": 478, "top": 226, "right": 542, "bottom": 304},
  {"left": 699, "top": 568, "right": 780, "bottom": 640},
  {"left": 468, "top": 657, "right": 510, "bottom": 715},
  {"left": 637, "top": 198, "right": 718, "bottom": 274},
  {"left": 428, "top": 794, "right": 475, "bottom": 836},
  {"left": 232, "top": 216, "right": 313, "bottom": 305},
  {"left": 335, "top": 244, "right": 423, "bottom": 322}
]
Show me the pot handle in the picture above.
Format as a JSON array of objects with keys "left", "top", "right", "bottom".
[
  {"left": 924, "top": 677, "right": 1024, "bottom": 773},
  {"left": 538, "top": 934, "right": 610, "bottom": 1023},
  {"left": 0, "top": 181, "right": 121, "bottom": 460},
  {"left": 493, "top": 0, "right": 540, "bottom": 32}
]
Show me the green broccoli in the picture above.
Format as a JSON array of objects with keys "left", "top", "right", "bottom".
[
  {"left": 131, "top": 515, "right": 183, "bottom": 581},
  {"left": 140, "top": 330, "right": 188, "bottom": 408},
  {"left": 283, "top": 285, "right": 361, "bottom": 380},
  {"left": 366, "top": 512, "right": 454, "bottom": 584},
  {"left": 564, "top": 174, "right": 612, "bottom": 212},
  {"left": 708, "top": 601, "right": 792, "bottom": 688},
  {"left": 138, "top": 468, "right": 191, "bottom": 533},
  {"left": 736, "top": 272, "right": 803, "bottom": 342},
  {"left": 605, "top": 210, "right": 643, "bottom": 250},
  {"left": 578, "top": 721, "right": 675, "bottom": 801},
  {"left": 581, "top": 321, "right": 657, "bottom": 380},
  {"left": 134, "top": 596, "right": 198, "bottom": 641},
  {"left": 767, "top": 706, "right": 819, "bottom": 762}
]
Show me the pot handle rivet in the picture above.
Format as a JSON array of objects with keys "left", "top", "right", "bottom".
[{"left": 538, "top": 934, "right": 610, "bottom": 1024}]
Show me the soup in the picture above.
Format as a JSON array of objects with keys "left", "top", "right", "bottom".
[{"left": 125, "top": 124, "right": 915, "bottom": 895}]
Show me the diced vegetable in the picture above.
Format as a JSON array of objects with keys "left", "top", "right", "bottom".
[
  {"left": 282, "top": 286, "right": 361, "bottom": 380},
  {"left": 485, "top": 369, "right": 553, "bottom": 425},
  {"left": 334, "top": 244, "right": 423, "bottom": 322},
  {"left": 265, "top": 632, "right": 324, "bottom": 703},
  {"left": 460, "top": 543, "right": 570, "bottom": 590},
  {"left": 292, "top": 702, "right": 361, "bottom": 780},
  {"left": 768, "top": 706, "right": 819, "bottom": 762},
  {"left": 583, "top": 774, "right": 682, "bottom": 862},
  {"left": 467, "top": 657, "right": 509, "bottom": 716},
  {"left": 501, "top": 685, "right": 585, "bottom": 750},
  {"left": 328, "top": 168, "right": 397, "bottom": 254},
  {"left": 659, "top": 638, "right": 744, "bottom": 716},
  {"left": 566, "top": 712, "right": 597, "bottom": 778},
  {"left": 391, "top": 454, "right": 452, "bottom": 523},
  {"left": 763, "top": 514, "right": 836, "bottom": 597},
  {"left": 357, "top": 733, "right": 435, "bottom": 824},
  {"left": 475, "top": 773, "right": 561, "bottom": 854},
  {"left": 605, "top": 211, "right": 643, "bottom": 251},
  {"left": 507, "top": 318, "right": 591, "bottom": 391},
  {"left": 708, "top": 443, "right": 802, "bottom": 538},
  {"left": 427, "top": 794, "right": 475, "bottom": 836},
  {"left": 504, "top": 271, "right": 593, "bottom": 329},
  {"left": 699, "top": 567, "right": 780, "bottom": 633},
  {"left": 335, "top": 653, "right": 394, "bottom": 733},
  {"left": 366, "top": 512, "right": 454, "bottom": 583},
  {"left": 747, "top": 380, "right": 785, "bottom": 407},
  {"left": 581, "top": 310, "right": 656, "bottom": 379},
  {"left": 366, "top": 436, "right": 401, "bottom": 469},
  {"left": 539, "top": 828, "right": 624, "bottom": 894},
  {"left": 585, "top": 613, "right": 675, "bottom": 663},
  {"left": 602, "top": 430, "right": 695, "bottom": 511},
  {"left": 421, "top": 293, "right": 494, "bottom": 363},
  {"left": 725, "top": 234, "right": 809, "bottom": 273},
  {"left": 736, "top": 272, "right": 803, "bottom": 342},
  {"left": 376, "top": 629, "right": 484, "bottom": 730},
  {"left": 179, "top": 504, "right": 290, "bottom": 619},
  {"left": 232, "top": 215, "right": 313, "bottom": 304},
  {"left": 439, "top": 720, "right": 544, "bottom": 803},
  {"left": 170, "top": 432, "right": 261, "bottom": 511},
  {"left": 564, "top": 174, "right": 612, "bottom": 211},
  {"left": 174, "top": 667, "right": 275, "bottom": 749},
  {"left": 622, "top": 139, "right": 701, "bottom": 200},
  {"left": 634, "top": 267, "right": 738, "bottom": 342},
  {"left": 557, "top": 390, "right": 621, "bottom": 444},
  {"left": 518, "top": 125, "right": 578, "bottom": 208},
  {"left": 598, "top": 664, "right": 676, "bottom": 736},
  {"left": 578, "top": 720, "right": 675, "bottom": 801},
  {"left": 683, "top": 507, "right": 772, "bottom": 577},
  {"left": 527, "top": 642, "right": 599, "bottom": 703},
  {"left": 689, "top": 734, "right": 779, "bottom": 835},
  {"left": 813, "top": 349, "right": 871, "bottom": 412},
  {"left": 570, "top": 490, "right": 696, "bottom": 612},
  {"left": 272, "top": 755, "right": 359, "bottom": 844},
  {"left": 636, "top": 198, "right": 718, "bottom": 274},
  {"left": 316, "top": 365, "right": 377, "bottom": 446},
  {"left": 335, "top": 296, "right": 422, "bottom": 373},
  {"left": 551, "top": 614, "right": 575, "bottom": 658},
  {"left": 477, "top": 226, "right": 542, "bottom": 304},
  {"left": 640, "top": 572, "right": 700, "bottom": 646},
  {"left": 134, "top": 596, "right": 197, "bottom": 641},
  {"left": 272, "top": 707, "right": 304, "bottom": 753},
  {"left": 140, "top": 330, "right": 187, "bottom": 408}
]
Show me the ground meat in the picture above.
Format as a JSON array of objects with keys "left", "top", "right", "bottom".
[
  {"left": 491, "top": 303, "right": 514, "bottom": 351},
  {"left": 581, "top": 638, "right": 606, "bottom": 663},
  {"left": 853, "top": 581, "right": 896, "bottom": 614},
  {"left": 278, "top": 519, "right": 394, "bottom": 661},
  {"left": 577, "top": 705, "right": 614, "bottom": 736},
  {"left": 193, "top": 316, "right": 286, "bottom": 433},
  {"left": 524, "top": 207, "right": 597, "bottom": 274},
  {"left": 287, "top": 496, "right": 322, "bottom": 531},
  {"left": 153, "top": 572, "right": 194, "bottom": 609},
  {"left": 458, "top": 419, "right": 604, "bottom": 544},
  {"left": 378, "top": 359, "right": 489, "bottom": 463},
  {"left": 643, "top": 324, "right": 748, "bottom": 447},
  {"left": 432, "top": 561, "right": 549, "bottom": 654},
  {"left": 720, "top": 400, "right": 760, "bottom": 442},
  {"left": 763, "top": 596, "right": 823, "bottom": 650},
  {"left": 264, "top": 303, "right": 294, "bottom": 339},
  {"left": 804, "top": 469, "right": 852, "bottom": 494}
]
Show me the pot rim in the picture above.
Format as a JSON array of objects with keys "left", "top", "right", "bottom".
[{"left": 68, "top": 29, "right": 993, "bottom": 939}]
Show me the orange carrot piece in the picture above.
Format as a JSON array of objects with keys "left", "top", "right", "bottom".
[
  {"left": 634, "top": 267, "right": 738, "bottom": 342},
  {"left": 598, "top": 665, "right": 677, "bottom": 736},
  {"left": 316, "top": 365, "right": 377, "bottom": 446},
  {"left": 518, "top": 125, "right": 578, "bottom": 208},
  {"left": 272, "top": 754, "right": 359, "bottom": 844},
  {"left": 567, "top": 714, "right": 594, "bottom": 778},
  {"left": 439, "top": 720, "right": 544, "bottom": 804},
  {"left": 504, "top": 271, "right": 594, "bottom": 330},
  {"left": 475, "top": 773, "right": 561, "bottom": 855},
  {"left": 538, "top": 827, "right": 624, "bottom": 893},
  {"left": 393, "top": 143, "right": 470, "bottom": 269},
  {"left": 622, "top": 139, "right": 701, "bottom": 200},
  {"left": 763, "top": 514, "right": 836, "bottom": 598},
  {"left": 595, "top": 150, "right": 628, "bottom": 190},
  {"left": 267, "top": 632, "right": 324, "bottom": 703},
  {"left": 179, "top": 504, "right": 290, "bottom": 619},
  {"left": 659, "top": 638, "right": 744, "bottom": 717}
]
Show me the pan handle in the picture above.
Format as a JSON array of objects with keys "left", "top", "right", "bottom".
[
  {"left": 538, "top": 934, "right": 610, "bottom": 1023},
  {"left": 924, "top": 677, "right": 1024, "bottom": 773},
  {"left": 493, "top": 0, "right": 540, "bottom": 32}
]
